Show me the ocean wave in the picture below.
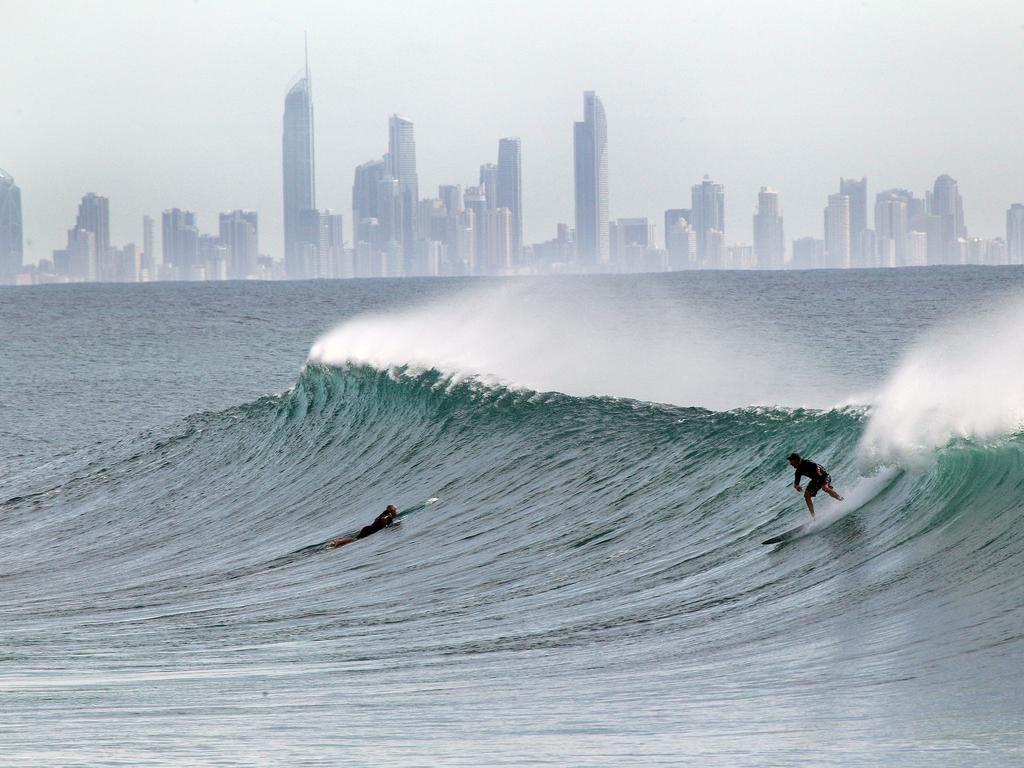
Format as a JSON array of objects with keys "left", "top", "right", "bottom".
[
  {"left": 860, "top": 296, "right": 1024, "bottom": 466},
  {"left": 307, "top": 281, "right": 850, "bottom": 411},
  {"left": 6, "top": 362, "right": 1022, "bottom": 603}
]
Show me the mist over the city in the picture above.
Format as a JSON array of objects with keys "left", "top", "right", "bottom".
[{"left": 3, "top": 1, "right": 1024, "bottom": 282}]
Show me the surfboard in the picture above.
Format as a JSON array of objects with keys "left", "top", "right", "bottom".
[{"left": 762, "top": 523, "right": 807, "bottom": 545}]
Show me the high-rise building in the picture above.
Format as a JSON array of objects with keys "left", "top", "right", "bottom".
[
  {"left": 141, "top": 215, "right": 155, "bottom": 280},
  {"left": 219, "top": 210, "right": 259, "bottom": 279},
  {"left": 496, "top": 138, "right": 523, "bottom": 262},
  {"left": 875, "top": 190, "right": 910, "bottom": 267},
  {"left": 691, "top": 176, "right": 725, "bottom": 267},
  {"left": 417, "top": 198, "right": 448, "bottom": 244},
  {"left": 531, "top": 224, "right": 575, "bottom": 272},
  {"left": 479, "top": 164, "right": 498, "bottom": 211},
  {"left": 375, "top": 176, "right": 402, "bottom": 251},
  {"left": 573, "top": 91, "right": 609, "bottom": 267},
  {"left": 294, "top": 208, "right": 344, "bottom": 279},
  {"left": 610, "top": 217, "right": 656, "bottom": 272},
  {"left": 162, "top": 208, "right": 198, "bottom": 279},
  {"left": 666, "top": 216, "right": 696, "bottom": 270},
  {"left": 108, "top": 243, "right": 139, "bottom": 282},
  {"left": 414, "top": 238, "right": 445, "bottom": 278},
  {"left": 324, "top": 212, "right": 349, "bottom": 279},
  {"left": 197, "top": 235, "right": 227, "bottom": 280},
  {"left": 76, "top": 193, "right": 110, "bottom": 262},
  {"left": 485, "top": 208, "right": 513, "bottom": 273},
  {"left": 66, "top": 227, "right": 97, "bottom": 281},
  {"left": 726, "top": 244, "right": 755, "bottom": 270},
  {"left": 966, "top": 237, "right": 1006, "bottom": 267},
  {"left": 353, "top": 160, "right": 385, "bottom": 231},
  {"left": 988, "top": 238, "right": 1008, "bottom": 266},
  {"left": 704, "top": 228, "right": 725, "bottom": 270},
  {"left": 463, "top": 186, "right": 488, "bottom": 274},
  {"left": 297, "top": 208, "right": 326, "bottom": 278},
  {"left": 387, "top": 115, "right": 418, "bottom": 263},
  {"left": 299, "top": 212, "right": 326, "bottom": 278},
  {"left": 439, "top": 185, "right": 463, "bottom": 215},
  {"left": 753, "top": 186, "right": 784, "bottom": 269},
  {"left": 792, "top": 237, "right": 825, "bottom": 270},
  {"left": 929, "top": 174, "right": 966, "bottom": 264},
  {"left": 75, "top": 194, "right": 113, "bottom": 281},
  {"left": 1007, "top": 203, "right": 1024, "bottom": 264},
  {"left": 613, "top": 218, "right": 654, "bottom": 249},
  {"left": 861, "top": 229, "right": 877, "bottom": 269},
  {"left": 450, "top": 207, "right": 476, "bottom": 275},
  {"left": 839, "top": 177, "right": 867, "bottom": 266},
  {"left": 824, "top": 194, "right": 850, "bottom": 268},
  {"left": 282, "top": 51, "right": 316, "bottom": 279},
  {"left": 0, "top": 168, "right": 23, "bottom": 280},
  {"left": 664, "top": 209, "right": 690, "bottom": 243},
  {"left": 906, "top": 230, "right": 928, "bottom": 267}
]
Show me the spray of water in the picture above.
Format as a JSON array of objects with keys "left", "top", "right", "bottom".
[
  {"left": 859, "top": 296, "right": 1024, "bottom": 466},
  {"left": 308, "top": 281, "right": 844, "bottom": 410}
]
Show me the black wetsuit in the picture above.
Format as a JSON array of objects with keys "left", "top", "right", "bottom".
[
  {"left": 356, "top": 517, "right": 392, "bottom": 540},
  {"left": 793, "top": 459, "right": 830, "bottom": 497}
]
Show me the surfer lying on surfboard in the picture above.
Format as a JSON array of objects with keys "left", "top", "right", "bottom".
[
  {"left": 787, "top": 453, "right": 843, "bottom": 519},
  {"left": 329, "top": 505, "right": 398, "bottom": 548}
]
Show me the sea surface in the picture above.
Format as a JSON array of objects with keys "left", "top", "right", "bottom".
[{"left": 2, "top": 269, "right": 1023, "bottom": 766}]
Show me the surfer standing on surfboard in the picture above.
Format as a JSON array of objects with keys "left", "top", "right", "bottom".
[{"left": 787, "top": 454, "right": 843, "bottom": 519}]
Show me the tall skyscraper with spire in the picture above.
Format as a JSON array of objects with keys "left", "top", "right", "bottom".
[
  {"left": 574, "top": 91, "right": 609, "bottom": 267},
  {"left": 282, "top": 43, "right": 316, "bottom": 279},
  {"left": 496, "top": 137, "right": 523, "bottom": 262},
  {"left": 387, "top": 115, "right": 418, "bottom": 269},
  {"left": 0, "top": 168, "right": 23, "bottom": 281}
]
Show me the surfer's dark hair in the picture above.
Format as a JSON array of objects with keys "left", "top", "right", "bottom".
[{"left": 787, "top": 453, "right": 800, "bottom": 462}]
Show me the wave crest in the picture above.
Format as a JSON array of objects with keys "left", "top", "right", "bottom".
[
  {"left": 859, "top": 297, "right": 1024, "bottom": 466},
  {"left": 307, "top": 282, "right": 845, "bottom": 411}
]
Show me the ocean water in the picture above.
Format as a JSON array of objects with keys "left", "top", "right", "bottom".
[{"left": 2, "top": 269, "right": 1023, "bottom": 766}]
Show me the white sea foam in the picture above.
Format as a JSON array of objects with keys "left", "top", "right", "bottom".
[
  {"left": 308, "top": 282, "right": 844, "bottom": 411},
  {"left": 859, "top": 296, "right": 1024, "bottom": 466}
]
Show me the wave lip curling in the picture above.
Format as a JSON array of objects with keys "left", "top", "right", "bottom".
[{"left": 308, "top": 283, "right": 844, "bottom": 411}]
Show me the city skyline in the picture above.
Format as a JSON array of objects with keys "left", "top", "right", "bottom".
[
  {"left": 5, "top": 62, "right": 1024, "bottom": 283},
  {"left": 4, "top": 49, "right": 1023, "bottom": 282},
  {"left": 10, "top": 67, "right": 1021, "bottom": 281},
  {"left": 9, "top": 155, "right": 1022, "bottom": 284},
  {"left": 5, "top": 2, "right": 1023, "bottom": 268}
]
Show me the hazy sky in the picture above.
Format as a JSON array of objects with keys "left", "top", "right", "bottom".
[{"left": 5, "top": 0, "right": 1024, "bottom": 264}]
